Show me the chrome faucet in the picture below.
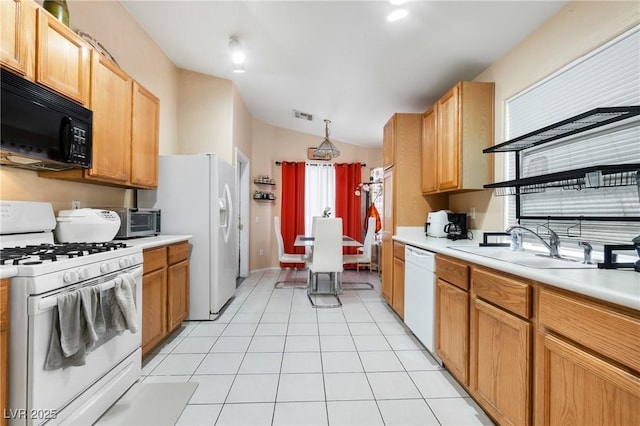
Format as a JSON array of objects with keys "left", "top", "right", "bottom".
[{"left": 505, "top": 224, "right": 562, "bottom": 258}]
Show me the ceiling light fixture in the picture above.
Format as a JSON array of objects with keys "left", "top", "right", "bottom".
[
  {"left": 314, "top": 119, "right": 341, "bottom": 159},
  {"left": 228, "top": 37, "right": 246, "bottom": 64},
  {"left": 387, "top": 9, "right": 408, "bottom": 22},
  {"left": 388, "top": 0, "right": 407, "bottom": 5},
  {"left": 232, "top": 63, "right": 245, "bottom": 73}
]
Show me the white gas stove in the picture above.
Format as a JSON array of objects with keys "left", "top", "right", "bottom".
[{"left": 0, "top": 201, "right": 142, "bottom": 426}]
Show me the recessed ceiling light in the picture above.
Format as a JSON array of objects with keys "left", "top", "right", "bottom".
[
  {"left": 387, "top": 9, "right": 408, "bottom": 22},
  {"left": 389, "top": 0, "right": 407, "bottom": 5}
]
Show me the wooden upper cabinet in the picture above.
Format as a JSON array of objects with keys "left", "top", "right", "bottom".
[
  {"left": 437, "top": 84, "right": 461, "bottom": 191},
  {"left": 36, "top": 8, "right": 90, "bottom": 105},
  {"left": 88, "top": 51, "right": 132, "bottom": 184},
  {"left": 421, "top": 106, "right": 437, "bottom": 193},
  {"left": 40, "top": 54, "right": 160, "bottom": 189},
  {"left": 131, "top": 82, "right": 160, "bottom": 188},
  {"left": 423, "top": 81, "right": 494, "bottom": 194},
  {"left": 1, "top": 0, "right": 36, "bottom": 79},
  {"left": 382, "top": 116, "right": 395, "bottom": 169}
]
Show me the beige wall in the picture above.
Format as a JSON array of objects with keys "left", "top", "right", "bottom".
[
  {"left": 249, "top": 119, "right": 383, "bottom": 271},
  {"left": 176, "top": 69, "right": 234, "bottom": 163},
  {"left": 0, "top": 0, "right": 179, "bottom": 213},
  {"left": 232, "top": 85, "right": 253, "bottom": 161},
  {"left": 450, "top": 0, "right": 640, "bottom": 231}
]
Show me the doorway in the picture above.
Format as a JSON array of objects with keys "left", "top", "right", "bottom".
[{"left": 235, "top": 148, "right": 250, "bottom": 278}]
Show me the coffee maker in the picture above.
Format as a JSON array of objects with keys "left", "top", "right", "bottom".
[{"left": 445, "top": 213, "right": 468, "bottom": 240}]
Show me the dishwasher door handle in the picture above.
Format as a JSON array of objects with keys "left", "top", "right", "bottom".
[{"left": 405, "top": 247, "right": 435, "bottom": 259}]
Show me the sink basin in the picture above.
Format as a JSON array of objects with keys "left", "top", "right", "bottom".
[{"left": 449, "top": 246, "right": 597, "bottom": 269}]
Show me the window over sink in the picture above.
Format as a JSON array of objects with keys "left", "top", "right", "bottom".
[{"left": 504, "top": 25, "right": 640, "bottom": 246}]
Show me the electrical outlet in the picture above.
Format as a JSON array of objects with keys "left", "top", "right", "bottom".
[
  {"left": 72, "top": 200, "right": 81, "bottom": 209},
  {"left": 255, "top": 216, "right": 260, "bottom": 223},
  {"left": 469, "top": 207, "right": 476, "bottom": 220},
  {"left": 259, "top": 249, "right": 264, "bottom": 256}
]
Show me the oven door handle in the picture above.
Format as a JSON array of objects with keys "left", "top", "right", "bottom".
[{"left": 33, "top": 266, "right": 143, "bottom": 314}]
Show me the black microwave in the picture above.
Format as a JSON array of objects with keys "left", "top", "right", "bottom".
[{"left": 0, "top": 68, "right": 92, "bottom": 171}]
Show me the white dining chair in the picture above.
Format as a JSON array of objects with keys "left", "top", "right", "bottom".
[
  {"left": 274, "top": 216, "right": 307, "bottom": 289},
  {"left": 342, "top": 216, "right": 376, "bottom": 289},
  {"left": 306, "top": 217, "right": 343, "bottom": 308}
]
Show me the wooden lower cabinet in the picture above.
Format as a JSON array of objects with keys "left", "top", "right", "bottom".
[
  {"left": 469, "top": 267, "right": 532, "bottom": 426},
  {"left": 1, "top": 279, "right": 8, "bottom": 426},
  {"left": 436, "top": 278, "right": 469, "bottom": 385},
  {"left": 392, "top": 242, "right": 405, "bottom": 318},
  {"left": 141, "top": 267, "right": 166, "bottom": 356},
  {"left": 535, "top": 287, "right": 640, "bottom": 426},
  {"left": 536, "top": 333, "right": 639, "bottom": 425},
  {"left": 142, "top": 241, "right": 190, "bottom": 358},
  {"left": 470, "top": 298, "right": 531, "bottom": 426},
  {"left": 167, "top": 243, "right": 190, "bottom": 332},
  {"left": 434, "top": 256, "right": 639, "bottom": 426}
]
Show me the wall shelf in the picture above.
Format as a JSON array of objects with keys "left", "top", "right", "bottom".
[
  {"left": 253, "top": 176, "right": 276, "bottom": 202},
  {"left": 482, "top": 106, "right": 640, "bottom": 222},
  {"left": 485, "top": 163, "right": 640, "bottom": 196},
  {"left": 484, "top": 106, "right": 640, "bottom": 153}
]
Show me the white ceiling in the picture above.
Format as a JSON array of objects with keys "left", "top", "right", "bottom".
[{"left": 121, "top": 0, "right": 567, "bottom": 148}]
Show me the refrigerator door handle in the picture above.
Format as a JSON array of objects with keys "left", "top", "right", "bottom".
[{"left": 220, "top": 183, "right": 233, "bottom": 243}]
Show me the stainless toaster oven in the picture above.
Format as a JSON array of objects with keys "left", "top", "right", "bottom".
[{"left": 111, "top": 208, "right": 161, "bottom": 239}]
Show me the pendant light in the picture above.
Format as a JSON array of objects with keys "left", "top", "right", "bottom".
[{"left": 314, "top": 119, "right": 341, "bottom": 159}]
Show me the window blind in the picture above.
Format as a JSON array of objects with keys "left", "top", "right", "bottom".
[{"left": 504, "top": 26, "right": 640, "bottom": 245}]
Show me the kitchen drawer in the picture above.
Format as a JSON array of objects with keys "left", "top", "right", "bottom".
[
  {"left": 436, "top": 254, "right": 469, "bottom": 291},
  {"left": 143, "top": 246, "right": 167, "bottom": 273},
  {"left": 393, "top": 241, "right": 405, "bottom": 260},
  {"left": 471, "top": 267, "right": 531, "bottom": 319},
  {"left": 168, "top": 241, "right": 189, "bottom": 265},
  {"left": 539, "top": 288, "right": 640, "bottom": 372}
]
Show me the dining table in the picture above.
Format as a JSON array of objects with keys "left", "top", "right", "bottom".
[{"left": 294, "top": 235, "right": 363, "bottom": 247}]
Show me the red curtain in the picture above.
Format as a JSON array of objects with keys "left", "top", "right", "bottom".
[
  {"left": 335, "top": 163, "right": 362, "bottom": 267},
  {"left": 280, "top": 162, "right": 306, "bottom": 267}
]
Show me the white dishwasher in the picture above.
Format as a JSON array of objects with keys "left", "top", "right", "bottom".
[{"left": 404, "top": 245, "right": 442, "bottom": 364}]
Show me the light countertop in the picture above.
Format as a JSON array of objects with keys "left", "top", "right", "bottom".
[
  {"left": 394, "top": 227, "right": 640, "bottom": 311},
  {"left": 0, "top": 266, "right": 18, "bottom": 280},
  {"left": 120, "top": 234, "right": 192, "bottom": 250}
]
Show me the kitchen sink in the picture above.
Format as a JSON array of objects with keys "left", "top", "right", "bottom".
[{"left": 449, "top": 246, "right": 598, "bottom": 269}]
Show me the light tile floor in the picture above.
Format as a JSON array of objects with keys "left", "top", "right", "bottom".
[{"left": 141, "top": 269, "right": 495, "bottom": 425}]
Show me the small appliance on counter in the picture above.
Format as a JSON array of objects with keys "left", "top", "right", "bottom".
[
  {"left": 445, "top": 212, "right": 469, "bottom": 240},
  {"left": 55, "top": 208, "right": 121, "bottom": 243},
  {"left": 426, "top": 210, "right": 450, "bottom": 238},
  {"left": 108, "top": 207, "right": 161, "bottom": 239}
]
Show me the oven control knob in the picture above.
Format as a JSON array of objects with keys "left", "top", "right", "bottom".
[
  {"left": 100, "top": 263, "right": 111, "bottom": 274},
  {"left": 119, "top": 258, "right": 130, "bottom": 268},
  {"left": 77, "top": 267, "right": 90, "bottom": 280},
  {"left": 63, "top": 271, "right": 78, "bottom": 284},
  {"left": 129, "top": 256, "right": 137, "bottom": 265}
]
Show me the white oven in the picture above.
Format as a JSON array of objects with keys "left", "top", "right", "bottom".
[{"left": 0, "top": 201, "right": 143, "bottom": 426}]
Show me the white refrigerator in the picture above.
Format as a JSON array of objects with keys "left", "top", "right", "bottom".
[{"left": 139, "top": 153, "right": 237, "bottom": 320}]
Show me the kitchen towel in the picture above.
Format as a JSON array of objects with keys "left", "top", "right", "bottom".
[
  {"left": 45, "top": 307, "right": 87, "bottom": 369},
  {"left": 79, "top": 285, "right": 106, "bottom": 346},
  {"left": 112, "top": 272, "right": 138, "bottom": 333},
  {"left": 56, "top": 290, "right": 85, "bottom": 358},
  {"left": 100, "top": 271, "right": 138, "bottom": 334}
]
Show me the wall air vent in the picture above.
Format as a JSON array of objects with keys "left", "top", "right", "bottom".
[{"left": 293, "top": 110, "right": 313, "bottom": 121}]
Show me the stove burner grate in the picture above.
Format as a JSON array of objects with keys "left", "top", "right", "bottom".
[{"left": 0, "top": 242, "right": 129, "bottom": 265}]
